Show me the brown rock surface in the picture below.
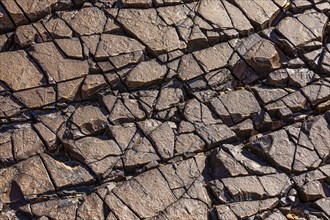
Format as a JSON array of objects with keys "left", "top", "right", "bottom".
[
  {"left": 15, "top": 0, "right": 70, "bottom": 22},
  {"left": 0, "top": 1, "right": 329, "bottom": 218},
  {"left": 0, "top": 50, "right": 45, "bottom": 91},
  {"left": 118, "top": 8, "right": 185, "bottom": 55},
  {"left": 29, "top": 42, "right": 89, "bottom": 83},
  {"left": 125, "top": 59, "right": 168, "bottom": 90}
]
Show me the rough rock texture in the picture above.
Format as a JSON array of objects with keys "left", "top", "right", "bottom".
[{"left": 0, "top": 1, "right": 329, "bottom": 220}]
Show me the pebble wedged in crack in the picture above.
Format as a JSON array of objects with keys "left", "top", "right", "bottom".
[{"left": 0, "top": 0, "right": 330, "bottom": 219}]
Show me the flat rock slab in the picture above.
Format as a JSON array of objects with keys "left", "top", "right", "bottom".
[
  {"left": 0, "top": 50, "right": 45, "bottom": 91},
  {"left": 15, "top": 0, "right": 70, "bottom": 22},
  {"left": 118, "top": 8, "right": 185, "bottom": 55},
  {"left": 95, "top": 34, "right": 145, "bottom": 61},
  {"left": 125, "top": 59, "right": 168, "bottom": 90},
  {"left": 29, "top": 42, "right": 89, "bottom": 83},
  {"left": 63, "top": 7, "right": 107, "bottom": 36}
]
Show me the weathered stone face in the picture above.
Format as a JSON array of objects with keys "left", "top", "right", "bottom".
[
  {"left": 29, "top": 42, "right": 89, "bottom": 83},
  {"left": 0, "top": 0, "right": 329, "bottom": 219},
  {"left": 95, "top": 34, "right": 145, "bottom": 61},
  {"left": 15, "top": 0, "right": 71, "bottom": 22},
  {"left": 125, "top": 59, "right": 168, "bottom": 90},
  {"left": 62, "top": 7, "right": 107, "bottom": 36},
  {"left": 0, "top": 50, "right": 45, "bottom": 91},
  {"left": 117, "top": 8, "right": 186, "bottom": 55}
]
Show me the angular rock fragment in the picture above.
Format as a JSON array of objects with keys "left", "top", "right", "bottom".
[
  {"left": 231, "top": 0, "right": 280, "bottom": 29},
  {"left": 119, "top": 0, "right": 152, "bottom": 8},
  {"left": 0, "top": 50, "right": 45, "bottom": 91},
  {"left": 109, "top": 51, "right": 144, "bottom": 69},
  {"left": 293, "top": 145, "right": 322, "bottom": 172},
  {"left": 205, "top": 68, "right": 235, "bottom": 91},
  {"left": 211, "top": 148, "right": 248, "bottom": 178},
  {"left": 175, "top": 133, "right": 205, "bottom": 155},
  {"left": 0, "top": 132, "right": 14, "bottom": 166},
  {"left": 57, "top": 78, "right": 84, "bottom": 101},
  {"left": 301, "top": 180, "right": 326, "bottom": 202},
  {"left": 287, "top": 68, "right": 315, "bottom": 87},
  {"left": 243, "top": 39, "right": 282, "bottom": 73},
  {"left": 31, "top": 198, "right": 78, "bottom": 219},
  {"left": 37, "top": 111, "right": 66, "bottom": 134},
  {"left": 12, "top": 125, "right": 45, "bottom": 161},
  {"left": 222, "top": 175, "right": 266, "bottom": 201},
  {"left": 252, "top": 87, "right": 288, "bottom": 105},
  {"left": 71, "top": 105, "right": 108, "bottom": 135},
  {"left": 41, "top": 153, "right": 94, "bottom": 189},
  {"left": 29, "top": 42, "right": 89, "bottom": 82},
  {"left": 248, "top": 129, "right": 296, "bottom": 172},
  {"left": 81, "top": 74, "right": 108, "bottom": 100},
  {"left": 0, "top": 95, "right": 23, "bottom": 119},
  {"left": 0, "top": 0, "right": 329, "bottom": 217},
  {"left": 258, "top": 173, "right": 292, "bottom": 197},
  {"left": 118, "top": 8, "right": 185, "bottom": 55},
  {"left": 214, "top": 205, "right": 237, "bottom": 220},
  {"left": 276, "top": 11, "right": 328, "bottom": 47},
  {"left": 184, "top": 98, "right": 221, "bottom": 125},
  {"left": 81, "top": 35, "right": 100, "bottom": 56},
  {"left": 77, "top": 193, "right": 104, "bottom": 220},
  {"left": 109, "top": 123, "right": 137, "bottom": 151},
  {"left": 157, "top": 4, "right": 191, "bottom": 27},
  {"left": 0, "top": 34, "right": 10, "bottom": 52},
  {"left": 15, "top": 24, "right": 40, "bottom": 47},
  {"left": 301, "top": 82, "right": 330, "bottom": 106},
  {"left": 210, "top": 90, "right": 261, "bottom": 124},
  {"left": 15, "top": 156, "right": 55, "bottom": 198},
  {"left": 105, "top": 95, "right": 137, "bottom": 124},
  {"left": 0, "top": 5, "right": 15, "bottom": 33},
  {"left": 0, "top": 166, "right": 19, "bottom": 204},
  {"left": 122, "top": 94, "right": 146, "bottom": 120},
  {"left": 296, "top": 10, "right": 328, "bottom": 42},
  {"left": 55, "top": 38, "right": 83, "bottom": 59},
  {"left": 31, "top": 22, "right": 52, "bottom": 42},
  {"left": 159, "top": 158, "right": 200, "bottom": 192},
  {"left": 155, "top": 80, "right": 184, "bottom": 111},
  {"left": 228, "top": 198, "right": 278, "bottom": 219},
  {"left": 314, "top": 198, "right": 330, "bottom": 217},
  {"left": 304, "top": 48, "right": 330, "bottom": 74},
  {"left": 149, "top": 121, "right": 175, "bottom": 159},
  {"left": 1, "top": 0, "right": 29, "bottom": 26},
  {"left": 302, "top": 115, "right": 330, "bottom": 159},
  {"left": 14, "top": 86, "right": 56, "bottom": 108},
  {"left": 95, "top": 34, "right": 145, "bottom": 61},
  {"left": 177, "top": 54, "right": 204, "bottom": 81},
  {"left": 15, "top": 0, "right": 71, "bottom": 22},
  {"left": 44, "top": 18, "right": 73, "bottom": 38},
  {"left": 123, "top": 133, "right": 160, "bottom": 169},
  {"left": 223, "top": 144, "right": 277, "bottom": 175},
  {"left": 33, "top": 122, "right": 57, "bottom": 151},
  {"left": 193, "top": 42, "right": 233, "bottom": 72},
  {"left": 159, "top": 198, "right": 209, "bottom": 220},
  {"left": 125, "top": 59, "right": 168, "bottom": 90},
  {"left": 265, "top": 91, "right": 308, "bottom": 115},
  {"left": 231, "top": 119, "right": 254, "bottom": 137},
  {"left": 113, "top": 169, "right": 176, "bottom": 218},
  {"left": 68, "top": 136, "right": 121, "bottom": 163},
  {"left": 222, "top": 1, "right": 253, "bottom": 34},
  {"left": 105, "top": 193, "right": 140, "bottom": 220},
  {"left": 197, "top": 0, "right": 232, "bottom": 30},
  {"left": 195, "top": 123, "right": 236, "bottom": 146},
  {"left": 62, "top": 7, "right": 107, "bottom": 36}
]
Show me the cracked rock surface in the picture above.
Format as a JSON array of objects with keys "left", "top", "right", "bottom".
[{"left": 0, "top": 0, "right": 330, "bottom": 219}]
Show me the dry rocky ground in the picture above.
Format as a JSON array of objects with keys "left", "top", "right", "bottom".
[{"left": 0, "top": 0, "right": 330, "bottom": 219}]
